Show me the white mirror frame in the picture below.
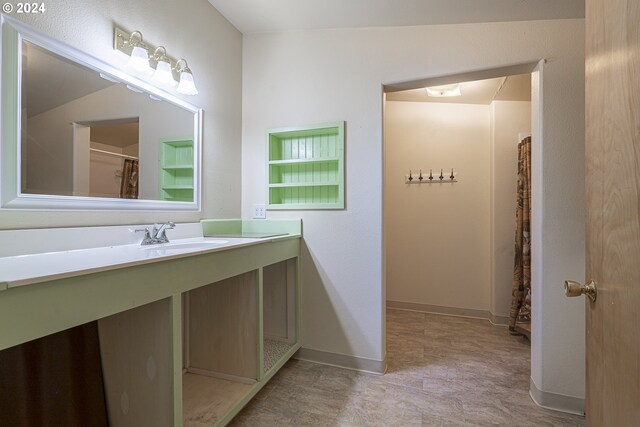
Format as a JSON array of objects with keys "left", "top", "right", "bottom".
[{"left": 0, "top": 15, "right": 203, "bottom": 211}]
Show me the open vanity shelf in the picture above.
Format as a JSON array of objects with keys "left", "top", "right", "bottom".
[
  {"left": 267, "top": 122, "right": 345, "bottom": 210},
  {"left": 0, "top": 219, "right": 301, "bottom": 427},
  {"left": 182, "top": 256, "right": 299, "bottom": 425},
  {"left": 160, "top": 139, "right": 194, "bottom": 202}
]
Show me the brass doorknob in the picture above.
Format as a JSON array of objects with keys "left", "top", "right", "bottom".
[{"left": 564, "top": 280, "right": 598, "bottom": 302}]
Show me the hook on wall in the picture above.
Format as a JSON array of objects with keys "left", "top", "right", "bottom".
[{"left": 405, "top": 168, "right": 457, "bottom": 184}]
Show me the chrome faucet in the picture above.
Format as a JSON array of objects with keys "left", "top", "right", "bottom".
[
  {"left": 152, "top": 221, "right": 175, "bottom": 243},
  {"left": 135, "top": 221, "right": 176, "bottom": 245}
]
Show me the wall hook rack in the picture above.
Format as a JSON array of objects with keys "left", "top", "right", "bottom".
[{"left": 405, "top": 168, "right": 457, "bottom": 184}]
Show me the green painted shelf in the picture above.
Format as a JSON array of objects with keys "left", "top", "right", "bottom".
[
  {"left": 162, "top": 165, "right": 193, "bottom": 170},
  {"left": 159, "top": 139, "right": 194, "bottom": 202},
  {"left": 268, "top": 182, "right": 338, "bottom": 188},
  {"left": 162, "top": 185, "right": 194, "bottom": 190},
  {"left": 266, "top": 122, "right": 344, "bottom": 210},
  {"left": 268, "top": 157, "right": 340, "bottom": 165}
]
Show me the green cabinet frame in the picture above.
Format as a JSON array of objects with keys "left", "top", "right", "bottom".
[
  {"left": 159, "top": 138, "right": 194, "bottom": 202},
  {"left": 267, "top": 122, "right": 345, "bottom": 210}
]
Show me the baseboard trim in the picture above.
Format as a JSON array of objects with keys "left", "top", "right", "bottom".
[
  {"left": 489, "top": 312, "right": 510, "bottom": 326},
  {"left": 387, "top": 300, "right": 509, "bottom": 326},
  {"left": 529, "top": 377, "right": 585, "bottom": 416},
  {"left": 294, "top": 347, "right": 386, "bottom": 375}
]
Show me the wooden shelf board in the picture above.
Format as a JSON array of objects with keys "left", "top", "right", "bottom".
[
  {"left": 267, "top": 203, "right": 343, "bottom": 210},
  {"left": 182, "top": 373, "right": 252, "bottom": 426},
  {"left": 162, "top": 185, "right": 194, "bottom": 190},
  {"left": 165, "top": 140, "right": 193, "bottom": 147},
  {"left": 162, "top": 165, "right": 193, "bottom": 170},
  {"left": 268, "top": 157, "right": 340, "bottom": 165},
  {"left": 268, "top": 182, "right": 338, "bottom": 188}
]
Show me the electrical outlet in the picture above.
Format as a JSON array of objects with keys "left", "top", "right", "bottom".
[{"left": 252, "top": 204, "right": 266, "bottom": 219}]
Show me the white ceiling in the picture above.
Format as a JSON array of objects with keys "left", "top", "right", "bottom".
[
  {"left": 91, "top": 121, "right": 139, "bottom": 149},
  {"left": 207, "top": 0, "right": 584, "bottom": 34},
  {"left": 386, "top": 73, "right": 531, "bottom": 105}
]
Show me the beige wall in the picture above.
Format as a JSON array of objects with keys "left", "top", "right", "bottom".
[
  {"left": 384, "top": 101, "right": 492, "bottom": 312},
  {"left": 2, "top": 0, "right": 242, "bottom": 227},
  {"left": 385, "top": 99, "right": 531, "bottom": 322},
  {"left": 242, "top": 19, "right": 585, "bottom": 402}
]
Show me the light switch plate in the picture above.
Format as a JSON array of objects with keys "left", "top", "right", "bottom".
[{"left": 252, "top": 204, "right": 266, "bottom": 219}]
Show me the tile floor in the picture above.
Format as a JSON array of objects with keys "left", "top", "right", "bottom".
[{"left": 230, "top": 309, "right": 585, "bottom": 426}]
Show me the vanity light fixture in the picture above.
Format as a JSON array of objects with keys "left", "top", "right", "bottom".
[
  {"left": 151, "top": 47, "right": 177, "bottom": 88},
  {"left": 426, "top": 83, "right": 461, "bottom": 97},
  {"left": 116, "top": 30, "right": 152, "bottom": 75},
  {"left": 175, "top": 59, "right": 198, "bottom": 95},
  {"left": 114, "top": 27, "right": 198, "bottom": 95}
]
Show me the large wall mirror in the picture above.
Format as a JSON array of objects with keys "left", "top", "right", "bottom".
[{"left": 1, "top": 16, "right": 202, "bottom": 210}]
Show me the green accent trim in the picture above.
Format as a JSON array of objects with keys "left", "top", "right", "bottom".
[
  {"left": 0, "top": 233, "right": 301, "bottom": 426},
  {"left": 200, "top": 219, "right": 243, "bottom": 235},
  {"left": 170, "top": 294, "right": 184, "bottom": 427},
  {"left": 268, "top": 157, "right": 340, "bottom": 165},
  {"left": 200, "top": 219, "right": 302, "bottom": 237},
  {"left": 295, "top": 256, "right": 301, "bottom": 350},
  {"left": 263, "top": 343, "right": 302, "bottom": 381},
  {"left": 162, "top": 165, "right": 192, "bottom": 170},
  {"left": 216, "top": 343, "right": 302, "bottom": 427},
  {"left": 0, "top": 239, "right": 299, "bottom": 351},
  {"left": 267, "top": 203, "right": 343, "bottom": 210},
  {"left": 159, "top": 138, "right": 194, "bottom": 202},
  {"left": 266, "top": 121, "right": 345, "bottom": 210},
  {"left": 268, "top": 182, "right": 338, "bottom": 188},
  {"left": 257, "top": 268, "right": 265, "bottom": 382}
]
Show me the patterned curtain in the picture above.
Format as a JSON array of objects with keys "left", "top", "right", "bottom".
[
  {"left": 509, "top": 137, "right": 532, "bottom": 332},
  {"left": 119, "top": 159, "right": 139, "bottom": 199}
]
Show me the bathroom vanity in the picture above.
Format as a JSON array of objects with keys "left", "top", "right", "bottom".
[
  {"left": 0, "top": 15, "right": 299, "bottom": 426},
  {"left": 0, "top": 219, "right": 301, "bottom": 426}
]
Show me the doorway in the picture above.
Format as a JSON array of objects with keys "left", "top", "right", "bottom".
[
  {"left": 72, "top": 118, "right": 140, "bottom": 199},
  {"left": 383, "top": 73, "right": 532, "bottom": 329},
  {"left": 383, "top": 61, "right": 568, "bottom": 412}
]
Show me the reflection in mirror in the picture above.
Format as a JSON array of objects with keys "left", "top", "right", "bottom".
[
  {"left": 20, "top": 40, "right": 195, "bottom": 202},
  {"left": 84, "top": 118, "right": 139, "bottom": 199}
]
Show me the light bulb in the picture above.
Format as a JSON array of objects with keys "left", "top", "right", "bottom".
[
  {"left": 426, "top": 84, "right": 461, "bottom": 97},
  {"left": 152, "top": 59, "right": 177, "bottom": 87},
  {"left": 126, "top": 46, "right": 151, "bottom": 75},
  {"left": 176, "top": 70, "right": 198, "bottom": 95}
]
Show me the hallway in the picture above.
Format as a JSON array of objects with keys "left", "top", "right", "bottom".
[{"left": 229, "top": 309, "right": 585, "bottom": 426}]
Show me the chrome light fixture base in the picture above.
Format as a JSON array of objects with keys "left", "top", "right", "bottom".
[{"left": 114, "top": 27, "right": 198, "bottom": 95}]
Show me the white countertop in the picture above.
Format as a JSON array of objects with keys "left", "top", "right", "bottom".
[{"left": 0, "top": 235, "right": 292, "bottom": 290}]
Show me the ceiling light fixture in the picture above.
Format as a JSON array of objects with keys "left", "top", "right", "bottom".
[
  {"left": 426, "top": 83, "right": 461, "bottom": 97},
  {"left": 114, "top": 27, "right": 198, "bottom": 96}
]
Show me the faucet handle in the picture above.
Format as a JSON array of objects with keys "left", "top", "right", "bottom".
[
  {"left": 134, "top": 227, "right": 153, "bottom": 245},
  {"left": 134, "top": 226, "right": 150, "bottom": 235},
  {"left": 154, "top": 221, "right": 176, "bottom": 243}
]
